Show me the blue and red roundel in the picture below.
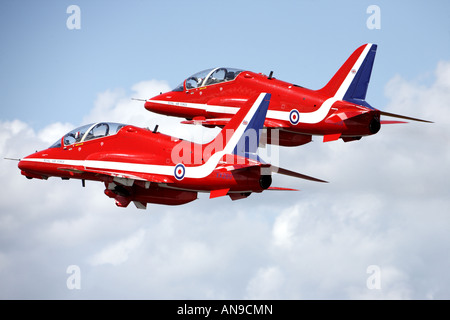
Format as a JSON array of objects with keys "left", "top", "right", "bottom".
[
  {"left": 174, "top": 163, "right": 186, "bottom": 180},
  {"left": 289, "top": 109, "right": 300, "bottom": 125}
]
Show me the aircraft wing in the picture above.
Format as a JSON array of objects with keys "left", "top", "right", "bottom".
[
  {"left": 263, "top": 119, "right": 289, "bottom": 128},
  {"left": 181, "top": 117, "right": 289, "bottom": 128},
  {"left": 217, "top": 160, "right": 328, "bottom": 183},
  {"left": 84, "top": 167, "right": 174, "bottom": 184},
  {"left": 269, "top": 165, "right": 328, "bottom": 183},
  {"left": 181, "top": 117, "right": 231, "bottom": 127},
  {"left": 326, "top": 109, "right": 432, "bottom": 124},
  {"left": 58, "top": 166, "right": 174, "bottom": 184},
  {"left": 209, "top": 162, "right": 322, "bottom": 200}
]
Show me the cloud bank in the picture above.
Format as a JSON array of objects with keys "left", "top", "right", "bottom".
[{"left": 1, "top": 62, "right": 449, "bottom": 299}]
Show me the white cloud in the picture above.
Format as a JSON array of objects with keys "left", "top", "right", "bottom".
[
  {"left": 0, "top": 119, "right": 36, "bottom": 158},
  {"left": 37, "top": 122, "right": 74, "bottom": 146},
  {"left": 385, "top": 60, "right": 450, "bottom": 121},
  {"left": 82, "top": 79, "right": 219, "bottom": 144},
  {"left": 272, "top": 204, "right": 301, "bottom": 249},
  {"left": 89, "top": 229, "right": 146, "bottom": 266},
  {"left": 245, "top": 266, "right": 285, "bottom": 299},
  {"left": 83, "top": 80, "right": 165, "bottom": 126},
  {"left": 349, "top": 265, "right": 413, "bottom": 300}
]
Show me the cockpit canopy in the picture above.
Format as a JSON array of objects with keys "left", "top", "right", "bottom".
[
  {"left": 173, "top": 67, "right": 244, "bottom": 92},
  {"left": 50, "top": 122, "right": 127, "bottom": 148}
]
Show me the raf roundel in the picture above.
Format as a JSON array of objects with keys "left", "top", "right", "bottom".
[
  {"left": 289, "top": 109, "right": 300, "bottom": 125},
  {"left": 174, "top": 163, "right": 186, "bottom": 180}
]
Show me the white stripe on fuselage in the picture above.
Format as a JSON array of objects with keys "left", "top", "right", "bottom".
[
  {"left": 148, "top": 44, "right": 373, "bottom": 125},
  {"left": 22, "top": 94, "right": 268, "bottom": 181},
  {"left": 150, "top": 99, "right": 336, "bottom": 124}
]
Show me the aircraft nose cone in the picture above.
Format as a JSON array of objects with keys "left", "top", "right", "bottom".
[
  {"left": 18, "top": 158, "right": 30, "bottom": 171},
  {"left": 18, "top": 153, "right": 49, "bottom": 180},
  {"left": 144, "top": 97, "right": 170, "bottom": 116},
  {"left": 144, "top": 99, "right": 158, "bottom": 112},
  {"left": 18, "top": 158, "right": 36, "bottom": 179}
]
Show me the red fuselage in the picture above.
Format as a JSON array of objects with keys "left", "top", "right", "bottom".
[
  {"left": 18, "top": 123, "right": 270, "bottom": 207},
  {"left": 145, "top": 69, "right": 381, "bottom": 146}
]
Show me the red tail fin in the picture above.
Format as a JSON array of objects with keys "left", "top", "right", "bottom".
[{"left": 317, "top": 44, "right": 377, "bottom": 103}]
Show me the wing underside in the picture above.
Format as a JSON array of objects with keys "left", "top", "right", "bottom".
[{"left": 181, "top": 117, "right": 289, "bottom": 128}]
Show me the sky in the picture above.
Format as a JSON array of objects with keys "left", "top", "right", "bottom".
[{"left": 1, "top": 0, "right": 450, "bottom": 299}]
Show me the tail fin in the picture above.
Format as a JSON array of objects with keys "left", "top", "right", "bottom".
[
  {"left": 317, "top": 43, "right": 377, "bottom": 107},
  {"left": 174, "top": 93, "right": 275, "bottom": 179},
  {"left": 202, "top": 93, "right": 271, "bottom": 159}
]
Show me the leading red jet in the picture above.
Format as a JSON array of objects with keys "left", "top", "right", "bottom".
[
  {"left": 145, "top": 43, "right": 431, "bottom": 146},
  {"left": 17, "top": 93, "right": 326, "bottom": 209}
]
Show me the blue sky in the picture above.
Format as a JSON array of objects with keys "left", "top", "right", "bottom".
[
  {"left": 1, "top": 1, "right": 450, "bottom": 300},
  {"left": 1, "top": 1, "right": 449, "bottom": 129}
]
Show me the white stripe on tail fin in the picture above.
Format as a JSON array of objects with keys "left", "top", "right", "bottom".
[
  {"left": 183, "top": 93, "right": 271, "bottom": 178},
  {"left": 318, "top": 44, "right": 377, "bottom": 106}
]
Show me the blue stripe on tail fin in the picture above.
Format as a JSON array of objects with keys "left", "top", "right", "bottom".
[
  {"left": 317, "top": 44, "right": 377, "bottom": 110},
  {"left": 232, "top": 93, "right": 271, "bottom": 157}
]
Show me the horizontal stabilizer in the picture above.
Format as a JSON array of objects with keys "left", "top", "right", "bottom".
[
  {"left": 270, "top": 165, "right": 328, "bottom": 183},
  {"left": 380, "top": 111, "right": 433, "bottom": 123}
]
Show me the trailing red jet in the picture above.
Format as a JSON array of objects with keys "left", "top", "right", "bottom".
[
  {"left": 145, "top": 43, "right": 431, "bottom": 146},
  {"left": 17, "top": 93, "right": 326, "bottom": 209}
]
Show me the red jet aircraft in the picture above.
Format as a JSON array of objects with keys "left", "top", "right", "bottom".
[
  {"left": 17, "top": 93, "right": 326, "bottom": 209},
  {"left": 145, "top": 43, "right": 431, "bottom": 146}
]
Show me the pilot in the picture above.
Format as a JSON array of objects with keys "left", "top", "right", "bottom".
[
  {"left": 225, "top": 71, "right": 235, "bottom": 81},
  {"left": 186, "top": 76, "right": 203, "bottom": 89},
  {"left": 74, "top": 131, "right": 82, "bottom": 142}
]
